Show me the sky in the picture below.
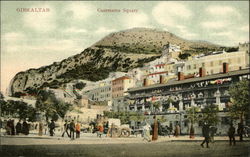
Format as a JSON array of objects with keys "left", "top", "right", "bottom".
[{"left": 1, "top": 1, "right": 249, "bottom": 94}]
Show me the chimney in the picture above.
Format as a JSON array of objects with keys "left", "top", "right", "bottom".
[
  {"left": 160, "top": 75, "right": 164, "bottom": 84},
  {"left": 199, "top": 67, "right": 206, "bottom": 77},
  {"left": 178, "top": 72, "right": 184, "bottom": 81},
  {"left": 143, "top": 78, "right": 148, "bottom": 86},
  {"left": 223, "top": 62, "right": 229, "bottom": 73}
]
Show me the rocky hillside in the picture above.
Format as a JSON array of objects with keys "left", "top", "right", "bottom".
[
  {"left": 9, "top": 28, "right": 221, "bottom": 96},
  {"left": 93, "top": 28, "right": 221, "bottom": 54}
]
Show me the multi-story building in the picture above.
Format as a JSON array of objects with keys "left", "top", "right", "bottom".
[
  {"left": 183, "top": 45, "right": 249, "bottom": 75},
  {"left": 83, "top": 80, "right": 112, "bottom": 106},
  {"left": 140, "top": 43, "right": 182, "bottom": 86},
  {"left": 127, "top": 68, "right": 250, "bottom": 135},
  {"left": 112, "top": 76, "right": 134, "bottom": 111}
]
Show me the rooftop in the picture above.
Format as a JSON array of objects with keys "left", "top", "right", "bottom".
[
  {"left": 112, "top": 76, "right": 131, "bottom": 82},
  {"left": 128, "top": 68, "right": 250, "bottom": 92}
]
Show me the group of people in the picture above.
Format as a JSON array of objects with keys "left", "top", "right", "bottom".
[
  {"left": 1, "top": 119, "right": 29, "bottom": 135},
  {"left": 1, "top": 117, "right": 247, "bottom": 146},
  {"left": 61, "top": 120, "right": 81, "bottom": 140},
  {"left": 200, "top": 122, "right": 245, "bottom": 148}
]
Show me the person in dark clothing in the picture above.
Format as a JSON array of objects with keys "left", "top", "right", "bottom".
[
  {"left": 22, "top": 120, "right": 29, "bottom": 135},
  {"left": 10, "top": 119, "right": 15, "bottom": 135},
  {"left": 0, "top": 119, "right": 2, "bottom": 129},
  {"left": 228, "top": 123, "right": 236, "bottom": 146},
  {"left": 0, "top": 119, "right": 2, "bottom": 133},
  {"left": 49, "top": 120, "right": 55, "bottom": 136},
  {"left": 201, "top": 122, "right": 210, "bottom": 148},
  {"left": 237, "top": 123, "right": 244, "bottom": 141},
  {"left": 6, "top": 119, "right": 12, "bottom": 135},
  {"left": 61, "top": 120, "right": 70, "bottom": 137},
  {"left": 104, "top": 121, "right": 109, "bottom": 134},
  {"left": 157, "top": 120, "right": 162, "bottom": 135},
  {"left": 70, "top": 120, "right": 75, "bottom": 140},
  {"left": 169, "top": 124, "right": 173, "bottom": 135},
  {"left": 16, "top": 120, "right": 22, "bottom": 135}
]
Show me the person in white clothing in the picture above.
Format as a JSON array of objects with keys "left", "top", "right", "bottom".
[{"left": 142, "top": 122, "right": 151, "bottom": 142}]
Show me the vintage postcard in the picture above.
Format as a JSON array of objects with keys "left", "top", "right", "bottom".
[{"left": 0, "top": 1, "right": 249, "bottom": 157}]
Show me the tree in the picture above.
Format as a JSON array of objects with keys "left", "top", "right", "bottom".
[
  {"left": 153, "top": 101, "right": 161, "bottom": 112},
  {"left": 36, "top": 90, "right": 73, "bottom": 122},
  {"left": 186, "top": 106, "right": 200, "bottom": 138},
  {"left": 201, "top": 104, "right": 219, "bottom": 126},
  {"left": 74, "top": 82, "right": 86, "bottom": 90},
  {"left": 229, "top": 80, "right": 250, "bottom": 124},
  {"left": 1, "top": 99, "right": 36, "bottom": 121},
  {"left": 15, "top": 101, "right": 37, "bottom": 122},
  {"left": 178, "top": 53, "right": 191, "bottom": 60}
]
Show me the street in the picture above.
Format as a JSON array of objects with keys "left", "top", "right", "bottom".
[{"left": 1, "top": 134, "right": 250, "bottom": 157}]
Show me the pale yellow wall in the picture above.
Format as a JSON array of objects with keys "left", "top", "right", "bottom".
[
  {"left": 164, "top": 63, "right": 175, "bottom": 73},
  {"left": 184, "top": 51, "right": 249, "bottom": 75},
  {"left": 123, "top": 79, "right": 134, "bottom": 95},
  {"left": 112, "top": 78, "right": 134, "bottom": 98}
]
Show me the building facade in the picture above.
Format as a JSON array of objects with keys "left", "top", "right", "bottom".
[
  {"left": 183, "top": 49, "right": 249, "bottom": 76},
  {"left": 83, "top": 80, "right": 112, "bottom": 107},
  {"left": 112, "top": 76, "right": 135, "bottom": 111},
  {"left": 127, "top": 68, "right": 250, "bottom": 135}
]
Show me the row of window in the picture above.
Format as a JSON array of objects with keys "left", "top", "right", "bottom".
[
  {"left": 112, "top": 80, "right": 124, "bottom": 85},
  {"left": 186, "top": 58, "right": 242, "bottom": 70},
  {"left": 113, "top": 93, "right": 123, "bottom": 98},
  {"left": 112, "top": 87, "right": 124, "bottom": 92}
]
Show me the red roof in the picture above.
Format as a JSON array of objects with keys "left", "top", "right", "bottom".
[
  {"left": 112, "top": 76, "right": 131, "bottom": 82},
  {"left": 155, "top": 64, "right": 165, "bottom": 67},
  {"left": 148, "top": 71, "right": 168, "bottom": 76}
]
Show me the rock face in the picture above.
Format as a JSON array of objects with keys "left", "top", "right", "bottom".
[{"left": 9, "top": 28, "right": 221, "bottom": 96}]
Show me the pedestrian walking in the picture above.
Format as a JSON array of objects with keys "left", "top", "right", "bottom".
[
  {"left": 6, "top": 119, "right": 12, "bottom": 135},
  {"left": 38, "top": 121, "right": 43, "bottom": 136},
  {"left": 76, "top": 122, "right": 81, "bottom": 138},
  {"left": 228, "top": 123, "right": 236, "bottom": 146},
  {"left": 89, "top": 125, "right": 93, "bottom": 133},
  {"left": 61, "top": 120, "right": 70, "bottom": 137},
  {"left": 107, "top": 123, "right": 116, "bottom": 137},
  {"left": 22, "top": 119, "right": 29, "bottom": 135},
  {"left": 70, "top": 120, "right": 75, "bottom": 140},
  {"left": 174, "top": 123, "right": 180, "bottom": 137},
  {"left": 201, "top": 122, "right": 210, "bottom": 148},
  {"left": 143, "top": 122, "right": 151, "bottom": 142},
  {"left": 0, "top": 119, "right": 2, "bottom": 134},
  {"left": 168, "top": 124, "right": 173, "bottom": 136},
  {"left": 152, "top": 115, "right": 158, "bottom": 141},
  {"left": 49, "top": 120, "right": 55, "bottom": 136},
  {"left": 16, "top": 120, "right": 22, "bottom": 135},
  {"left": 237, "top": 123, "right": 244, "bottom": 141},
  {"left": 104, "top": 121, "right": 109, "bottom": 134},
  {"left": 97, "top": 123, "right": 104, "bottom": 138},
  {"left": 44, "top": 123, "right": 48, "bottom": 135},
  {"left": 10, "top": 119, "right": 15, "bottom": 135}
]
